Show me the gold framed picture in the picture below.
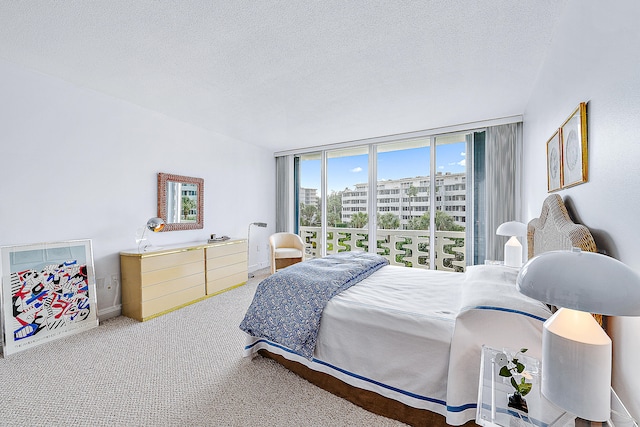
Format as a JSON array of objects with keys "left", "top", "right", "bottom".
[
  {"left": 546, "top": 130, "right": 562, "bottom": 192},
  {"left": 560, "top": 102, "right": 588, "bottom": 188}
]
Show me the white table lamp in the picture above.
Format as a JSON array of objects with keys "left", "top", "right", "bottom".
[
  {"left": 496, "top": 221, "right": 527, "bottom": 267},
  {"left": 516, "top": 248, "right": 640, "bottom": 422}
]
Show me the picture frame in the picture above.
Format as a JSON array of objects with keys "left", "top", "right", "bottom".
[
  {"left": 560, "top": 102, "right": 588, "bottom": 188},
  {"left": 546, "top": 130, "right": 562, "bottom": 192},
  {"left": 0, "top": 240, "right": 98, "bottom": 356}
]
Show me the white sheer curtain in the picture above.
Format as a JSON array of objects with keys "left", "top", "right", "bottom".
[
  {"left": 275, "top": 155, "right": 293, "bottom": 233},
  {"left": 484, "top": 122, "right": 523, "bottom": 262}
]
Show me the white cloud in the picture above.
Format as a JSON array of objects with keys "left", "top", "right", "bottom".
[
  {"left": 447, "top": 159, "right": 466, "bottom": 167},
  {"left": 461, "top": 152, "right": 466, "bottom": 157},
  {"left": 351, "top": 167, "right": 363, "bottom": 173}
]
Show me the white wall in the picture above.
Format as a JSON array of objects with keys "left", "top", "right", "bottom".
[
  {"left": 0, "top": 59, "right": 275, "bottom": 319},
  {"left": 522, "top": 0, "right": 640, "bottom": 419}
]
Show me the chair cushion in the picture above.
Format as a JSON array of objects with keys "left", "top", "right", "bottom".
[{"left": 274, "top": 248, "right": 303, "bottom": 259}]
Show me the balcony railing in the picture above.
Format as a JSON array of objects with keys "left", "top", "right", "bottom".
[{"left": 299, "top": 226, "right": 466, "bottom": 272}]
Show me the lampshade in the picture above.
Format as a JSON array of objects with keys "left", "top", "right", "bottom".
[
  {"left": 517, "top": 248, "right": 640, "bottom": 316},
  {"left": 496, "top": 221, "right": 527, "bottom": 267},
  {"left": 137, "top": 217, "right": 166, "bottom": 252},
  {"left": 147, "top": 217, "right": 166, "bottom": 232},
  {"left": 516, "top": 248, "right": 640, "bottom": 421},
  {"left": 496, "top": 221, "right": 527, "bottom": 237}
]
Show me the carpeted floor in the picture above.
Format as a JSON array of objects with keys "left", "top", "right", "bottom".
[{"left": 0, "top": 268, "right": 405, "bottom": 427}]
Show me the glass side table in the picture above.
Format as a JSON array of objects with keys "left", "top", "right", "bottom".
[{"left": 476, "top": 345, "right": 638, "bottom": 427}]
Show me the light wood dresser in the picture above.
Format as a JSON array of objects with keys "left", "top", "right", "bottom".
[{"left": 120, "top": 239, "right": 247, "bottom": 321}]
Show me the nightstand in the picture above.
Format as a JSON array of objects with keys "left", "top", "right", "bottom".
[{"left": 476, "top": 345, "right": 638, "bottom": 427}]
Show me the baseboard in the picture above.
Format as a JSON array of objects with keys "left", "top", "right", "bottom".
[
  {"left": 98, "top": 305, "right": 121, "bottom": 321},
  {"left": 249, "top": 261, "right": 269, "bottom": 272}
]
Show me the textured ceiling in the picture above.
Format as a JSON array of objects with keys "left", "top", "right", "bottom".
[{"left": 0, "top": 1, "right": 568, "bottom": 153}]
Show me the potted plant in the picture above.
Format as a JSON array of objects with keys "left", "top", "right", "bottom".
[{"left": 495, "top": 348, "right": 533, "bottom": 413}]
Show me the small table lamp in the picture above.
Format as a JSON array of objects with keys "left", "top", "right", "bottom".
[
  {"left": 137, "top": 217, "right": 166, "bottom": 252},
  {"left": 496, "top": 221, "right": 527, "bottom": 267},
  {"left": 516, "top": 248, "right": 640, "bottom": 421}
]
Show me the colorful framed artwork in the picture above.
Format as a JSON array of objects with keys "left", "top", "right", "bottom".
[
  {"left": 560, "top": 102, "right": 588, "bottom": 188},
  {"left": 0, "top": 240, "right": 98, "bottom": 356},
  {"left": 546, "top": 129, "right": 562, "bottom": 192}
]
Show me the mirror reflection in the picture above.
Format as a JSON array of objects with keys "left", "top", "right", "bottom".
[
  {"left": 157, "top": 172, "right": 204, "bottom": 231},
  {"left": 166, "top": 181, "right": 198, "bottom": 224}
]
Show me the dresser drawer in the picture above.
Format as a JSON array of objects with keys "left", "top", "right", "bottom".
[
  {"left": 206, "top": 271, "right": 247, "bottom": 295},
  {"left": 207, "top": 261, "right": 246, "bottom": 281},
  {"left": 140, "top": 285, "right": 206, "bottom": 320},
  {"left": 142, "top": 272, "right": 205, "bottom": 301},
  {"left": 141, "top": 259, "right": 204, "bottom": 287},
  {"left": 206, "top": 241, "right": 247, "bottom": 259},
  {"left": 141, "top": 249, "right": 203, "bottom": 273},
  {"left": 207, "top": 252, "right": 246, "bottom": 270}
]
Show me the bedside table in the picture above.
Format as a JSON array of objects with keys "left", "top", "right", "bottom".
[{"left": 476, "top": 346, "right": 638, "bottom": 427}]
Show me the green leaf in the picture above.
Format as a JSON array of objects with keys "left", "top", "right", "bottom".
[
  {"left": 516, "top": 362, "right": 525, "bottom": 373},
  {"left": 519, "top": 382, "right": 532, "bottom": 396},
  {"left": 520, "top": 348, "right": 528, "bottom": 353},
  {"left": 511, "top": 377, "right": 518, "bottom": 389},
  {"left": 499, "top": 366, "right": 512, "bottom": 377}
]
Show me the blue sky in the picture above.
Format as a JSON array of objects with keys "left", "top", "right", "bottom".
[{"left": 300, "top": 141, "right": 466, "bottom": 194}]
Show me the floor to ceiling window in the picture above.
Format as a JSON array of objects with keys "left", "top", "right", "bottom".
[
  {"left": 295, "top": 129, "right": 487, "bottom": 270},
  {"left": 327, "top": 146, "right": 370, "bottom": 255},
  {"left": 376, "top": 138, "right": 431, "bottom": 268},
  {"left": 297, "top": 152, "right": 321, "bottom": 258}
]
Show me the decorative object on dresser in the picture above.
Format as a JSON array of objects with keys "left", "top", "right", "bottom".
[
  {"left": 120, "top": 239, "right": 247, "bottom": 322},
  {"left": 516, "top": 249, "right": 640, "bottom": 422},
  {"left": 136, "top": 216, "right": 166, "bottom": 252},
  {"left": 247, "top": 222, "right": 267, "bottom": 278},
  {"left": 0, "top": 240, "right": 98, "bottom": 356},
  {"left": 157, "top": 172, "right": 204, "bottom": 231},
  {"left": 496, "top": 221, "right": 527, "bottom": 268}
]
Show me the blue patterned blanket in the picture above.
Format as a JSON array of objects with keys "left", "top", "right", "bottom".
[{"left": 239, "top": 251, "right": 389, "bottom": 359}]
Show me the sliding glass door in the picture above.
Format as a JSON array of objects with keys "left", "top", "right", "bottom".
[
  {"left": 295, "top": 129, "right": 486, "bottom": 270},
  {"left": 376, "top": 138, "right": 431, "bottom": 268},
  {"left": 327, "top": 147, "right": 369, "bottom": 254}
]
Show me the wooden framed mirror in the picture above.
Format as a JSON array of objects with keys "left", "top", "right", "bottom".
[{"left": 157, "top": 172, "right": 204, "bottom": 231}]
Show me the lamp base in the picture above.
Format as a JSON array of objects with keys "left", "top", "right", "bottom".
[
  {"left": 542, "top": 308, "right": 612, "bottom": 422},
  {"left": 504, "top": 236, "right": 523, "bottom": 268}
]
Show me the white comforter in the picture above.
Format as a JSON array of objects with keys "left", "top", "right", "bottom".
[{"left": 244, "top": 264, "right": 551, "bottom": 425}]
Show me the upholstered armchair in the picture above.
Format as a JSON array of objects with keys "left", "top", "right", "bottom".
[{"left": 269, "top": 232, "right": 305, "bottom": 274}]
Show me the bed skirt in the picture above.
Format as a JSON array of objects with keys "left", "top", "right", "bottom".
[{"left": 257, "top": 349, "right": 476, "bottom": 427}]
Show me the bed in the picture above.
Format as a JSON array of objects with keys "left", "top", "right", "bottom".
[{"left": 240, "top": 194, "right": 597, "bottom": 426}]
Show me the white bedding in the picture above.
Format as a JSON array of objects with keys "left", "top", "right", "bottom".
[{"left": 244, "top": 264, "right": 551, "bottom": 425}]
